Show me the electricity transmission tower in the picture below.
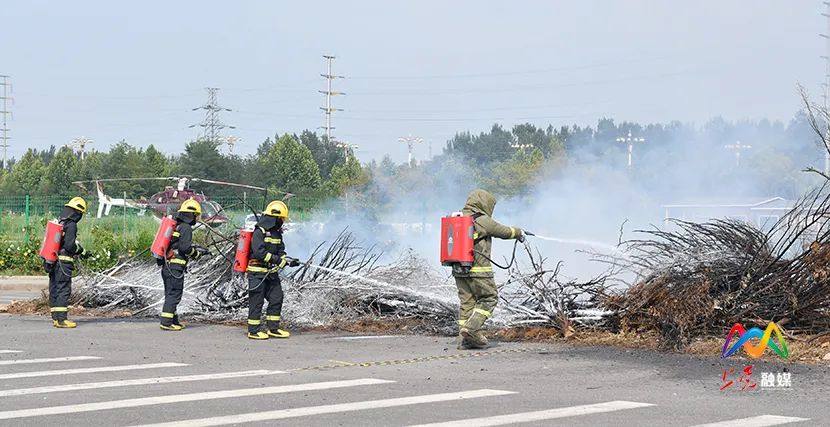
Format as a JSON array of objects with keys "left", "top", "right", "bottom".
[
  {"left": 724, "top": 140, "right": 752, "bottom": 167},
  {"left": 398, "top": 134, "right": 423, "bottom": 166},
  {"left": 0, "top": 75, "right": 11, "bottom": 170},
  {"left": 616, "top": 130, "right": 645, "bottom": 169},
  {"left": 190, "top": 87, "right": 235, "bottom": 144},
  {"left": 319, "top": 55, "right": 345, "bottom": 146},
  {"left": 821, "top": 2, "right": 830, "bottom": 173},
  {"left": 68, "top": 136, "right": 94, "bottom": 160}
]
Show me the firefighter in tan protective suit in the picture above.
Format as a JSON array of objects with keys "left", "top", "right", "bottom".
[{"left": 454, "top": 189, "right": 524, "bottom": 349}]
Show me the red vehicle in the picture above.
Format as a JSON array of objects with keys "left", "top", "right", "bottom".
[{"left": 73, "top": 176, "right": 266, "bottom": 226}]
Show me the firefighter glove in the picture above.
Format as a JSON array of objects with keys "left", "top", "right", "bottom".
[
  {"left": 516, "top": 230, "right": 526, "bottom": 243},
  {"left": 287, "top": 257, "right": 301, "bottom": 268}
]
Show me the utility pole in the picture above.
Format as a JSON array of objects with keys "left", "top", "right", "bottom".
[
  {"left": 615, "top": 130, "right": 645, "bottom": 169},
  {"left": 319, "top": 55, "right": 345, "bottom": 147},
  {"left": 724, "top": 140, "right": 752, "bottom": 167},
  {"left": 336, "top": 141, "right": 358, "bottom": 158},
  {"left": 223, "top": 135, "right": 242, "bottom": 154},
  {"left": 821, "top": 2, "right": 830, "bottom": 174},
  {"left": 398, "top": 134, "right": 423, "bottom": 166},
  {"left": 68, "top": 136, "right": 94, "bottom": 160},
  {"left": 0, "top": 75, "right": 11, "bottom": 170},
  {"left": 190, "top": 87, "right": 235, "bottom": 145}
]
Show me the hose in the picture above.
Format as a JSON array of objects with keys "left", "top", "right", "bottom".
[{"left": 474, "top": 239, "right": 521, "bottom": 270}]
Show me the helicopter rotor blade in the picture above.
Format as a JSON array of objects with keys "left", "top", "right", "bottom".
[
  {"left": 188, "top": 178, "right": 266, "bottom": 192},
  {"left": 72, "top": 177, "right": 174, "bottom": 185}
]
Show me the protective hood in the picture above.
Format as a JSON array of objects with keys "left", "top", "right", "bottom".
[
  {"left": 462, "top": 189, "right": 497, "bottom": 216},
  {"left": 256, "top": 214, "right": 282, "bottom": 231},
  {"left": 175, "top": 211, "right": 197, "bottom": 226},
  {"left": 59, "top": 206, "right": 83, "bottom": 223}
]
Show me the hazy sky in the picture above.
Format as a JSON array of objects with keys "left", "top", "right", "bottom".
[{"left": 0, "top": 1, "right": 824, "bottom": 163}]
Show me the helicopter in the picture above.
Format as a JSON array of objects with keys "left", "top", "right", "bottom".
[{"left": 72, "top": 176, "right": 268, "bottom": 226}]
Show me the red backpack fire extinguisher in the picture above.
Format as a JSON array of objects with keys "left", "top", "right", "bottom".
[
  {"left": 39, "top": 220, "right": 64, "bottom": 264},
  {"left": 440, "top": 212, "right": 475, "bottom": 267},
  {"left": 233, "top": 229, "right": 253, "bottom": 272},
  {"left": 151, "top": 216, "right": 177, "bottom": 260}
]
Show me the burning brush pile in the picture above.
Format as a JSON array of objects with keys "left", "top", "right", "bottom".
[
  {"left": 603, "top": 184, "right": 830, "bottom": 349},
  {"left": 75, "top": 228, "right": 610, "bottom": 335},
  {"left": 77, "top": 231, "right": 461, "bottom": 333}
]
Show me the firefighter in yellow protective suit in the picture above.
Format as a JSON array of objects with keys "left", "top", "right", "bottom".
[
  {"left": 245, "top": 200, "right": 301, "bottom": 340},
  {"left": 454, "top": 189, "right": 524, "bottom": 349}
]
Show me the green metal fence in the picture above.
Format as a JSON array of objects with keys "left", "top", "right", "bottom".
[{"left": 0, "top": 194, "right": 334, "bottom": 243}]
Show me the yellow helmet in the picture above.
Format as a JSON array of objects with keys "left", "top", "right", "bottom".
[
  {"left": 178, "top": 198, "right": 202, "bottom": 215},
  {"left": 65, "top": 197, "right": 87, "bottom": 214},
  {"left": 264, "top": 200, "right": 289, "bottom": 219}
]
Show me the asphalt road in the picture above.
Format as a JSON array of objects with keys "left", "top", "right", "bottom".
[{"left": 0, "top": 314, "right": 827, "bottom": 426}]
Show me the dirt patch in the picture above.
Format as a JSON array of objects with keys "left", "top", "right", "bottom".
[{"left": 1, "top": 292, "right": 133, "bottom": 318}]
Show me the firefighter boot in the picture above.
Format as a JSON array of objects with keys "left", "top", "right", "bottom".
[
  {"left": 247, "top": 319, "right": 268, "bottom": 340},
  {"left": 459, "top": 310, "right": 488, "bottom": 349},
  {"left": 53, "top": 319, "right": 77, "bottom": 329},
  {"left": 247, "top": 331, "right": 269, "bottom": 340},
  {"left": 266, "top": 316, "right": 290, "bottom": 339},
  {"left": 160, "top": 312, "right": 183, "bottom": 331},
  {"left": 457, "top": 333, "right": 474, "bottom": 350},
  {"left": 172, "top": 314, "right": 186, "bottom": 330}
]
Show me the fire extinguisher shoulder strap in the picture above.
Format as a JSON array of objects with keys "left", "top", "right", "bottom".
[{"left": 471, "top": 213, "right": 487, "bottom": 243}]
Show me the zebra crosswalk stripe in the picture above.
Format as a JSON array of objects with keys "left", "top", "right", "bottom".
[
  {"left": 692, "top": 415, "right": 810, "bottom": 427},
  {"left": 0, "top": 369, "right": 285, "bottom": 398},
  {"left": 0, "top": 378, "right": 393, "bottom": 421},
  {"left": 408, "top": 400, "right": 655, "bottom": 426},
  {"left": 133, "top": 389, "right": 517, "bottom": 427}
]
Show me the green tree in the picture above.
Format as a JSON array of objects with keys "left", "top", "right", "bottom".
[
  {"left": 268, "top": 134, "right": 322, "bottom": 193},
  {"left": 299, "top": 131, "right": 343, "bottom": 179},
  {"left": 326, "top": 154, "right": 368, "bottom": 196},
  {"left": 42, "top": 147, "right": 80, "bottom": 197},
  {"left": 178, "top": 139, "right": 227, "bottom": 180},
  {"left": 8, "top": 149, "right": 46, "bottom": 195},
  {"left": 143, "top": 144, "right": 168, "bottom": 177}
]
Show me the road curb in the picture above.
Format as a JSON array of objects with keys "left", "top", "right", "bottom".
[{"left": 0, "top": 276, "right": 48, "bottom": 292}]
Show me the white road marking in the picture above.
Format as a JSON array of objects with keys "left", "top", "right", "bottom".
[
  {"left": 409, "top": 400, "right": 655, "bottom": 426},
  {"left": 693, "top": 415, "right": 810, "bottom": 427},
  {"left": 133, "top": 389, "right": 516, "bottom": 427},
  {"left": 0, "top": 351, "right": 22, "bottom": 354},
  {"left": 0, "top": 356, "right": 101, "bottom": 366},
  {"left": 0, "top": 378, "right": 393, "bottom": 421},
  {"left": 0, "top": 362, "right": 188, "bottom": 380},
  {"left": 0, "top": 369, "right": 285, "bottom": 398},
  {"left": 330, "top": 335, "right": 402, "bottom": 340}
]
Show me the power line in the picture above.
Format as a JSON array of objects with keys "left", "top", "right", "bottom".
[
  {"left": 190, "top": 87, "right": 235, "bottom": 144},
  {"left": 319, "top": 55, "right": 345, "bottom": 145},
  {"left": 0, "top": 75, "right": 11, "bottom": 170},
  {"left": 348, "top": 55, "right": 671, "bottom": 80}
]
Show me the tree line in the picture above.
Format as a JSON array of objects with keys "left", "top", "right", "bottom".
[{"left": 0, "top": 112, "right": 822, "bottom": 209}]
